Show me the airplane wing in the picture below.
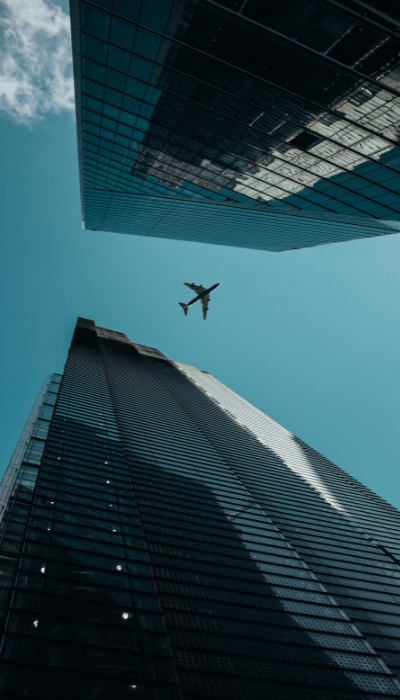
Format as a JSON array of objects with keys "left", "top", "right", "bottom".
[
  {"left": 184, "top": 282, "right": 206, "bottom": 294},
  {"left": 201, "top": 295, "right": 210, "bottom": 320}
]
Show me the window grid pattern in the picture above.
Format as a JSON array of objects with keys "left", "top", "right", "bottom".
[
  {"left": 0, "top": 374, "right": 62, "bottom": 688},
  {"left": 98, "top": 327, "right": 400, "bottom": 698},
  {"left": 0, "top": 326, "right": 180, "bottom": 700},
  {"left": 70, "top": 0, "right": 400, "bottom": 250},
  {"left": 2, "top": 320, "right": 400, "bottom": 697}
]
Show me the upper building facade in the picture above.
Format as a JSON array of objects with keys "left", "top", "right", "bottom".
[
  {"left": 70, "top": 0, "right": 400, "bottom": 250},
  {"left": 2, "top": 318, "right": 400, "bottom": 697}
]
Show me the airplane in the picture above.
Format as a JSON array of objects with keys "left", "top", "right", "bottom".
[{"left": 179, "top": 282, "right": 220, "bottom": 320}]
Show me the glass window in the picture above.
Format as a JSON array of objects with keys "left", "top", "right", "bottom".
[
  {"left": 104, "top": 87, "right": 123, "bottom": 108},
  {"left": 23, "top": 440, "right": 45, "bottom": 466},
  {"left": 81, "top": 3, "right": 110, "bottom": 40},
  {"left": 134, "top": 29, "right": 162, "bottom": 60},
  {"left": 32, "top": 420, "right": 50, "bottom": 440},
  {"left": 110, "top": 17, "right": 135, "bottom": 50},
  {"left": 82, "top": 58, "right": 106, "bottom": 84},
  {"left": 126, "top": 77, "right": 147, "bottom": 101},
  {"left": 44, "top": 393, "right": 57, "bottom": 406},
  {"left": 15, "top": 466, "right": 39, "bottom": 491},
  {"left": 103, "top": 103, "right": 120, "bottom": 120},
  {"left": 129, "top": 55, "right": 153, "bottom": 82},
  {"left": 83, "top": 77, "right": 104, "bottom": 100},
  {"left": 81, "top": 34, "right": 108, "bottom": 63},
  {"left": 48, "top": 381, "right": 60, "bottom": 392},
  {"left": 39, "top": 404, "right": 54, "bottom": 420},
  {"left": 108, "top": 45, "right": 130, "bottom": 72}
]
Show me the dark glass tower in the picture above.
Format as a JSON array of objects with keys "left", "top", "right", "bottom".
[
  {"left": 70, "top": 0, "right": 400, "bottom": 250},
  {"left": 2, "top": 318, "right": 400, "bottom": 698}
]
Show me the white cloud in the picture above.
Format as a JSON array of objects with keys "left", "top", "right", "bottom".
[{"left": 0, "top": 0, "right": 74, "bottom": 125}]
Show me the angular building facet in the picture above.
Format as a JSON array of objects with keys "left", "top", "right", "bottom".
[
  {"left": 70, "top": 0, "right": 400, "bottom": 250},
  {"left": 2, "top": 318, "right": 400, "bottom": 697}
]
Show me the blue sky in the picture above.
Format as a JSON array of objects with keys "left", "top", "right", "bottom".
[{"left": 1, "top": 0, "right": 400, "bottom": 509}]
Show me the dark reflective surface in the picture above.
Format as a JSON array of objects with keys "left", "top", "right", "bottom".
[
  {"left": 2, "top": 319, "right": 400, "bottom": 697},
  {"left": 71, "top": 0, "right": 400, "bottom": 249}
]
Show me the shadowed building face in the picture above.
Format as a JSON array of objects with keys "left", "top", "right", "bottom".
[
  {"left": 1, "top": 317, "right": 400, "bottom": 697},
  {"left": 71, "top": 0, "right": 400, "bottom": 249}
]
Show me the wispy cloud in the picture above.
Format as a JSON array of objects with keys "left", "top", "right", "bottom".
[{"left": 0, "top": 0, "right": 74, "bottom": 125}]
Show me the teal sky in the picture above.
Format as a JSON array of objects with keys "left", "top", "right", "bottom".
[{"left": 1, "top": 1, "right": 400, "bottom": 509}]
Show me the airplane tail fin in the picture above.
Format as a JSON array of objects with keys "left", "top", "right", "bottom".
[{"left": 179, "top": 302, "right": 188, "bottom": 316}]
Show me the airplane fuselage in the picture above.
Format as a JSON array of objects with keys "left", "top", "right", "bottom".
[{"left": 189, "top": 282, "right": 220, "bottom": 306}]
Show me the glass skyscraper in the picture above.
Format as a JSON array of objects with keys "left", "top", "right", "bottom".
[
  {"left": 2, "top": 317, "right": 400, "bottom": 697},
  {"left": 70, "top": 0, "right": 400, "bottom": 250}
]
